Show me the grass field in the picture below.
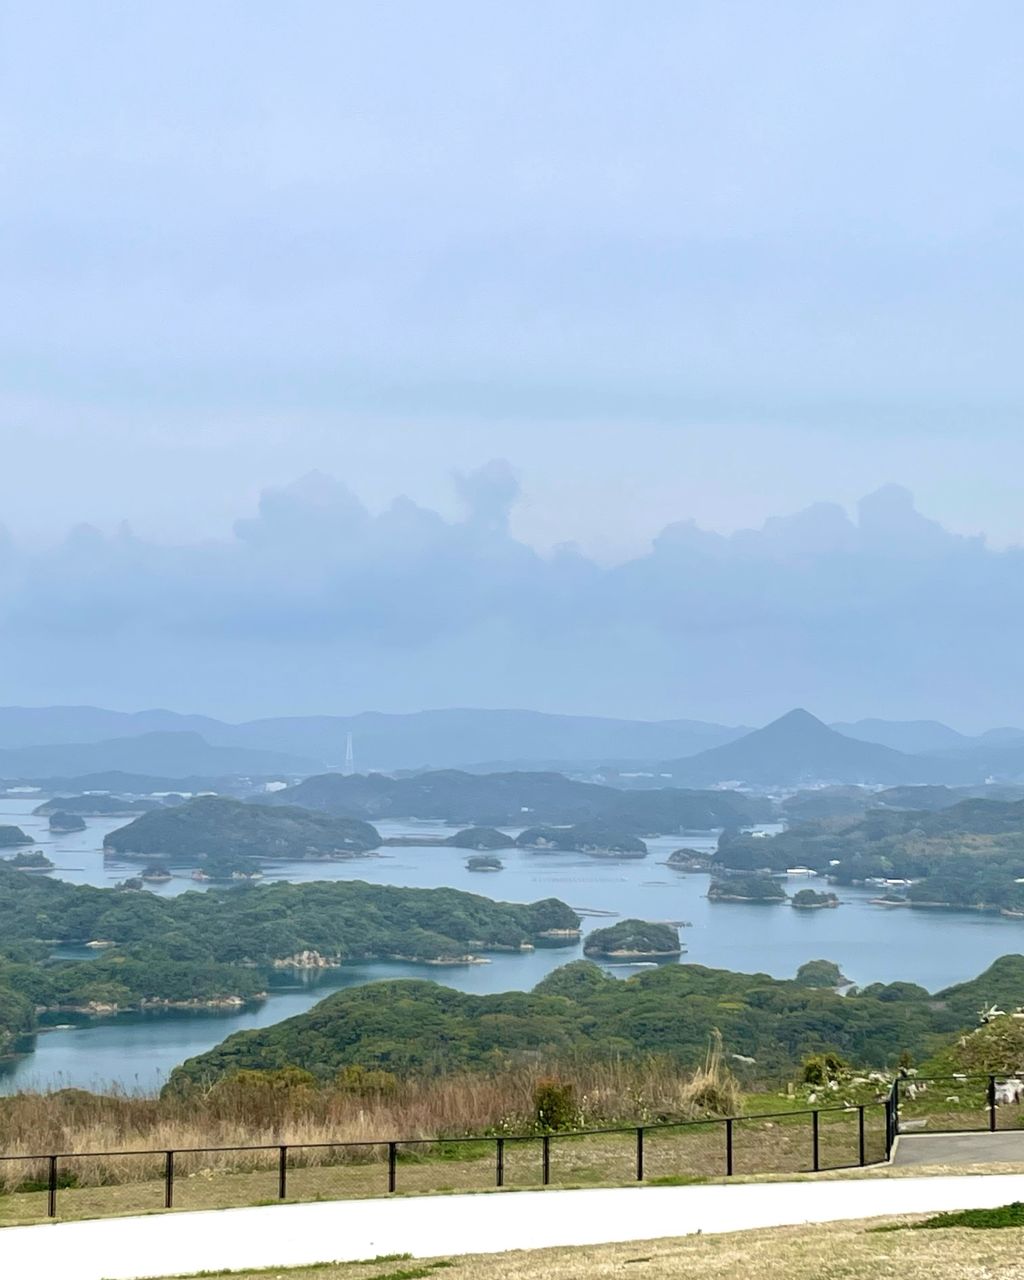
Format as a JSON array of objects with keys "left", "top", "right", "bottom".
[
  {"left": 0, "top": 1107, "right": 889, "bottom": 1226},
  {"left": 145, "top": 1214, "right": 1024, "bottom": 1280}
]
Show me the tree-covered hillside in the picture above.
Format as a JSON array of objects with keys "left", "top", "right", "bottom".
[
  {"left": 0, "top": 859, "right": 579, "bottom": 1053},
  {"left": 582, "top": 919, "right": 681, "bottom": 956},
  {"left": 167, "top": 954, "right": 1024, "bottom": 1089},
  {"left": 104, "top": 796, "right": 381, "bottom": 859},
  {"left": 269, "top": 769, "right": 768, "bottom": 831},
  {"left": 718, "top": 796, "right": 1024, "bottom": 913}
]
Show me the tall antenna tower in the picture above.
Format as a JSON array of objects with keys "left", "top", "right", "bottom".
[{"left": 344, "top": 732, "right": 355, "bottom": 776}]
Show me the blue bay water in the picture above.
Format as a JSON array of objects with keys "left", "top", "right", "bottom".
[{"left": 1, "top": 797, "right": 1022, "bottom": 1092}]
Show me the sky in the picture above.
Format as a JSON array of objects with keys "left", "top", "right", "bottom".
[{"left": 2, "top": 2, "right": 1024, "bottom": 724}]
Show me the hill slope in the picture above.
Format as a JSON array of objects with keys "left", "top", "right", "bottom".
[
  {"left": 0, "top": 732, "right": 316, "bottom": 780},
  {"left": 665, "top": 709, "right": 962, "bottom": 786},
  {"left": 267, "top": 769, "right": 768, "bottom": 830},
  {"left": 166, "top": 953, "right": 1024, "bottom": 1087},
  {"left": 104, "top": 796, "right": 381, "bottom": 859},
  {"left": 0, "top": 705, "right": 747, "bottom": 769}
]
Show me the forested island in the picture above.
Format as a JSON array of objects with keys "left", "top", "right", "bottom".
[
  {"left": 0, "top": 825, "right": 33, "bottom": 848},
  {"left": 5, "top": 851, "right": 55, "bottom": 871},
  {"left": 716, "top": 796, "right": 1024, "bottom": 916},
  {"left": 466, "top": 854, "right": 503, "bottom": 872},
  {"left": 582, "top": 919, "right": 682, "bottom": 958},
  {"left": 791, "top": 888, "right": 839, "bottom": 909},
  {"left": 104, "top": 796, "right": 381, "bottom": 861},
  {"left": 666, "top": 848, "right": 713, "bottom": 872},
  {"left": 0, "top": 857, "right": 580, "bottom": 1055},
  {"left": 166, "top": 953, "right": 1024, "bottom": 1089},
  {"left": 446, "top": 827, "right": 513, "bottom": 850},
  {"left": 516, "top": 822, "right": 647, "bottom": 856},
  {"left": 707, "top": 875, "right": 787, "bottom": 903},
  {"left": 795, "top": 959, "right": 849, "bottom": 988},
  {"left": 33, "top": 795, "right": 162, "bottom": 817},
  {"left": 267, "top": 768, "right": 769, "bottom": 831},
  {"left": 48, "top": 811, "right": 87, "bottom": 833}
]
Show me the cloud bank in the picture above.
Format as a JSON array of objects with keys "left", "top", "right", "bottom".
[{"left": 1, "top": 466, "right": 1019, "bottom": 728}]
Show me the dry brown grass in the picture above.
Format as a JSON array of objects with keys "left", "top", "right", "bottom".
[
  {"left": 146, "top": 1216, "right": 1024, "bottom": 1280},
  {"left": 0, "top": 1057, "right": 746, "bottom": 1194}
]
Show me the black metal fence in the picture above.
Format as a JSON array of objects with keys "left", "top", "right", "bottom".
[
  {"left": 893, "top": 1073, "right": 1024, "bottom": 1137},
  {"left": 8, "top": 1077, "right": 1018, "bottom": 1224},
  {"left": 0, "top": 1098, "right": 894, "bottom": 1223}
]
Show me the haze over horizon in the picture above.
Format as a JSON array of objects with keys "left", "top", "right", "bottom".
[
  {"left": 4, "top": 3, "right": 1024, "bottom": 727},
  {"left": 2, "top": 473, "right": 1020, "bottom": 730}
]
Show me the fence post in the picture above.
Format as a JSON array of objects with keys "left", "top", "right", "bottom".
[
  {"left": 47, "top": 1155, "right": 58, "bottom": 1219},
  {"left": 811, "top": 1110, "right": 820, "bottom": 1172},
  {"left": 725, "top": 1118, "right": 733, "bottom": 1176},
  {"left": 278, "top": 1145, "right": 288, "bottom": 1200},
  {"left": 542, "top": 1135, "right": 550, "bottom": 1186},
  {"left": 989, "top": 1076, "right": 998, "bottom": 1132},
  {"left": 388, "top": 1142, "right": 397, "bottom": 1193},
  {"left": 496, "top": 1138, "right": 504, "bottom": 1188},
  {"left": 892, "top": 1079, "right": 900, "bottom": 1137},
  {"left": 858, "top": 1105, "right": 866, "bottom": 1166},
  {"left": 636, "top": 1127, "right": 644, "bottom": 1182},
  {"left": 164, "top": 1150, "right": 174, "bottom": 1209}
]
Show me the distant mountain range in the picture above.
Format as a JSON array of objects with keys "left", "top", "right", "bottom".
[
  {"left": 832, "top": 718, "right": 1024, "bottom": 755},
  {"left": 662, "top": 709, "right": 966, "bottom": 787},
  {"left": 4, "top": 704, "right": 1024, "bottom": 787},
  {"left": 0, "top": 706, "right": 749, "bottom": 773},
  {"left": 0, "top": 732, "right": 315, "bottom": 781}
]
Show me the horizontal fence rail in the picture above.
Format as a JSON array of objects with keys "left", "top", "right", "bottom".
[
  {"left": 0, "top": 1097, "right": 901, "bottom": 1223},
  {"left": 893, "top": 1073, "right": 1024, "bottom": 1138}
]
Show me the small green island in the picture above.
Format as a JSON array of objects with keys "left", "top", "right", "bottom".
[
  {"left": 0, "top": 855, "right": 582, "bottom": 1055},
  {"left": 790, "top": 888, "right": 839, "bottom": 910},
  {"left": 33, "top": 795, "right": 161, "bottom": 817},
  {"left": 666, "top": 848, "right": 713, "bottom": 872},
  {"left": 5, "top": 850, "right": 55, "bottom": 871},
  {"left": 516, "top": 822, "right": 648, "bottom": 857},
  {"left": 0, "top": 825, "right": 33, "bottom": 848},
  {"left": 103, "top": 795, "right": 381, "bottom": 861},
  {"left": 795, "top": 959, "right": 850, "bottom": 988},
  {"left": 188, "top": 853, "right": 265, "bottom": 883},
  {"left": 708, "top": 874, "right": 787, "bottom": 903},
  {"left": 140, "top": 865, "right": 173, "bottom": 883},
  {"left": 582, "top": 919, "right": 683, "bottom": 959},
  {"left": 466, "top": 854, "right": 504, "bottom": 872},
  {"left": 48, "top": 811, "right": 87, "bottom": 833},
  {"left": 446, "top": 827, "right": 513, "bottom": 850}
]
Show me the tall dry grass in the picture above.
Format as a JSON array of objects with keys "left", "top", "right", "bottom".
[{"left": 0, "top": 1052, "right": 743, "bottom": 1190}]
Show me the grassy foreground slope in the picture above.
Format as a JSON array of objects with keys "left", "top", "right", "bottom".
[
  {"left": 168, "top": 953, "right": 1024, "bottom": 1089},
  {"left": 145, "top": 1217, "right": 1024, "bottom": 1280}
]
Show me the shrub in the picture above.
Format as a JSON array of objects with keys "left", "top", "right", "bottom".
[
  {"left": 533, "top": 1078, "right": 577, "bottom": 1131},
  {"left": 801, "top": 1052, "right": 847, "bottom": 1086}
]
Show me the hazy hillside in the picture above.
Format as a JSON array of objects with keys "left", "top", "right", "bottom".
[
  {"left": 0, "top": 705, "right": 747, "bottom": 771},
  {"left": 0, "top": 732, "right": 315, "bottom": 781},
  {"left": 665, "top": 709, "right": 963, "bottom": 787},
  {"left": 830, "top": 718, "right": 970, "bottom": 754},
  {"left": 269, "top": 769, "right": 768, "bottom": 829},
  {"left": 104, "top": 796, "right": 382, "bottom": 859}
]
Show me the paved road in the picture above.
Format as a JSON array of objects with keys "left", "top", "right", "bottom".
[
  {"left": 8, "top": 1174, "right": 1024, "bottom": 1280},
  {"left": 893, "top": 1131, "right": 1024, "bottom": 1165}
]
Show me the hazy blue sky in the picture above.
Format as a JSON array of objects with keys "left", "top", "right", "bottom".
[{"left": 2, "top": 3, "right": 1024, "bottom": 723}]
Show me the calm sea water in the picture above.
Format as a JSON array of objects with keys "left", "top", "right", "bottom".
[{"left": 1, "top": 796, "right": 1023, "bottom": 1092}]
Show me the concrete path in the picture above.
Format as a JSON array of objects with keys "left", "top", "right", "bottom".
[
  {"left": 893, "top": 1131, "right": 1024, "bottom": 1165},
  {"left": 5, "top": 1174, "right": 1024, "bottom": 1280}
]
